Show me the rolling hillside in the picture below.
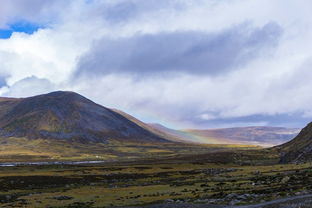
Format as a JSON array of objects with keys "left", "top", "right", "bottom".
[
  {"left": 278, "top": 122, "right": 312, "bottom": 163},
  {"left": 150, "top": 124, "right": 300, "bottom": 147},
  {"left": 0, "top": 91, "right": 300, "bottom": 162},
  {"left": 0, "top": 91, "right": 170, "bottom": 143}
]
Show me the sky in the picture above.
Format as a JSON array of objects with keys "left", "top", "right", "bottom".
[{"left": 0, "top": 0, "right": 312, "bottom": 129}]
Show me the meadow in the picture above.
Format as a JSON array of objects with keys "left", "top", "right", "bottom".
[{"left": 0, "top": 143, "right": 311, "bottom": 208}]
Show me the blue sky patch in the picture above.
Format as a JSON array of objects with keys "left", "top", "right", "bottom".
[
  {"left": 0, "top": 30, "right": 12, "bottom": 39},
  {"left": 0, "top": 21, "right": 43, "bottom": 39}
]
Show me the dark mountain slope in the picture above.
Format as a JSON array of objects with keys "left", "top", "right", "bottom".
[
  {"left": 278, "top": 122, "right": 312, "bottom": 163},
  {"left": 0, "top": 91, "right": 170, "bottom": 143}
]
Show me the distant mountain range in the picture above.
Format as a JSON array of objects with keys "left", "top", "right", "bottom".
[
  {"left": 0, "top": 91, "right": 301, "bottom": 148},
  {"left": 149, "top": 124, "right": 300, "bottom": 147}
]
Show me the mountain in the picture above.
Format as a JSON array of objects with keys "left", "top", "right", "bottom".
[
  {"left": 0, "top": 91, "right": 170, "bottom": 143},
  {"left": 278, "top": 122, "right": 312, "bottom": 163},
  {"left": 150, "top": 124, "right": 300, "bottom": 147},
  {"left": 111, "top": 110, "right": 185, "bottom": 142},
  {"left": 185, "top": 126, "right": 300, "bottom": 146},
  {"left": 148, "top": 123, "right": 201, "bottom": 142}
]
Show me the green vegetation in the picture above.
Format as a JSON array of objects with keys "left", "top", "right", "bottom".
[
  {"left": 0, "top": 143, "right": 311, "bottom": 207},
  {"left": 0, "top": 137, "right": 260, "bottom": 163}
]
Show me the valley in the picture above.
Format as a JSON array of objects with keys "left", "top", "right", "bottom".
[
  {"left": 0, "top": 137, "right": 259, "bottom": 163},
  {"left": 0, "top": 91, "right": 311, "bottom": 208},
  {"left": 2, "top": 0, "right": 312, "bottom": 207},
  {"left": 0, "top": 150, "right": 311, "bottom": 208}
]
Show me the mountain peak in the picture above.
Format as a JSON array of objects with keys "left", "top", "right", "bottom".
[
  {"left": 32, "top": 91, "right": 90, "bottom": 103},
  {"left": 43, "top": 90, "right": 80, "bottom": 97},
  {"left": 0, "top": 91, "right": 169, "bottom": 143}
]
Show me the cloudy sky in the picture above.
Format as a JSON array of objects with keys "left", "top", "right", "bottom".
[{"left": 0, "top": 0, "right": 312, "bottom": 129}]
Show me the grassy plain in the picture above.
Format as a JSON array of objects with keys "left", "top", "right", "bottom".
[
  {"left": 0, "top": 137, "right": 259, "bottom": 162},
  {"left": 0, "top": 140, "right": 311, "bottom": 208}
]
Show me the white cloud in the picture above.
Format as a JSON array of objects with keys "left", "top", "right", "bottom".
[
  {"left": 1, "top": 76, "right": 56, "bottom": 98},
  {"left": 0, "top": 0, "right": 70, "bottom": 28},
  {"left": 0, "top": 0, "right": 312, "bottom": 128}
]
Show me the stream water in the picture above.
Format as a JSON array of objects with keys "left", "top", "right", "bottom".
[{"left": 0, "top": 160, "right": 106, "bottom": 167}]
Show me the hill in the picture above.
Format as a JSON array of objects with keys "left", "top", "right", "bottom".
[
  {"left": 0, "top": 91, "right": 170, "bottom": 143},
  {"left": 150, "top": 124, "right": 300, "bottom": 147},
  {"left": 110, "top": 110, "right": 186, "bottom": 142},
  {"left": 0, "top": 91, "right": 298, "bottom": 162},
  {"left": 278, "top": 122, "right": 312, "bottom": 163}
]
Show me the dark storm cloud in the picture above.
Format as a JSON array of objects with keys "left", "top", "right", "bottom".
[{"left": 76, "top": 22, "right": 283, "bottom": 77}]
